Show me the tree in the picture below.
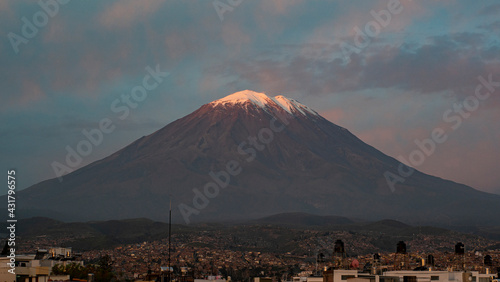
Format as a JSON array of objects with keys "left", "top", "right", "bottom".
[
  {"left": 52, "top": 255, "right": 116, "bottom": 281},
  {"left": 94, "top": 255, "right": 116, "bottom": 282},
  {"left": 52, "top": 262, "right": 87, "bottom": 279}
]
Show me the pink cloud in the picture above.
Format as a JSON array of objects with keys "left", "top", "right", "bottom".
[
  {"left": 358, "top": 127, "right": 400, "bottom": 147},
  {"left": 163, "top": 30, "right": 200, "bottom": 62},
  {"left": 43, "top": 16, "right": 70, "bottom": 44},
  {"left": 418, "top": 135, "right": 500, "bottom": 194},
  {"left": 0, "top": 1, "right": 10, "bottom": 12},
  {"left": 199, "top": 73, "right": 221, "bottom": 95},
  {"left": 259, "top": 0, "right": 302, "bottom": 15},
  {"left": 303, "top": 0, "right": 431, "bottom": 50},
  {"left": 99, "top": 0, "right": 164, "bottom": 29},
  {"left": 18, "top": 80, "right": 45, "bottom": 105},
  {"left": 320, "top": 108, "right": 345, "bottom": 124},
  {"left": 221, "top": 23, "right": 251, "bottom": 55},
  {"left": 393, "top": 109, "right": 500, "bottom": 194}
]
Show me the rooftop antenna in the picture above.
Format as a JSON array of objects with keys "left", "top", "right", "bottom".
[{"left": 168, "top": 197, "right": 172, "bottom": 282}]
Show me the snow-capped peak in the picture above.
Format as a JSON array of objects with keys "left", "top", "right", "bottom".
[
  {"left": 211, "top": 90, "right": 319, "bottom": 117},
  {"left": 273, "top": 95, "right": 318, "bottom": 116},
  {"left": 212, "top": 90, "right": 274, "bottom": 109}
]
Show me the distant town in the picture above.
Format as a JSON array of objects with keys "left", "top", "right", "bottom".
[{"left": 3, "top": 221, "right": 499, "bottom": 282}]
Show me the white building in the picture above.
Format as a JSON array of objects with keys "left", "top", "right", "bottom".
[
  {"left": 0, "top": 247, "right": 81, "bottom": 282},
  {"left": 382, "top": 270, "right": 496, "bottom": 282},
  {"left": 323, "top": 269, "right": 497, "bottom": 282}
]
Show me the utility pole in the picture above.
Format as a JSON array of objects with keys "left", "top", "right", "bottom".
[{"left": 168, "top": 198, "right": 172, "bottom": 282}]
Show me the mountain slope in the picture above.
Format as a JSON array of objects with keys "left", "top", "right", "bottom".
[
  {"left": 6, "top": 215, "right": 498, "bottom": 254},
  {"left": 12, "top": 90, "right": 500, "bottom": 225},
  {"left": 252, "top": 212, "right": 354, "bottom": 226}
]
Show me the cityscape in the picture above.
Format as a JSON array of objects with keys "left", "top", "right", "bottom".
[
  {"left": 2, "top": 0, "right": 500, "bottom": 282},
  {"left": 2, "top": 218, "right": 500, "bottom": 281}
]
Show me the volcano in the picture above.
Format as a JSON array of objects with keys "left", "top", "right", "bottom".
[{"left": 14, "top": 90, "right": 500, "bottom": 225}]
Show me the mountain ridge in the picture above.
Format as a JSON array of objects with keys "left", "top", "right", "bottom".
[
  {"left": 4, "top": 214, "right": 500, "bottom": 253},
  {"left": 9, "top": 90, "right": 500, "bottom": 226}
]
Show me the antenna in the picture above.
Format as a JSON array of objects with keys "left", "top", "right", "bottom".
[{"left": 168, "top": 197, "right": 172, "bottom": 282}]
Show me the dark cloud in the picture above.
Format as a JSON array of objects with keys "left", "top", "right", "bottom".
[
  {"left": 478, "top": 3, "right": 500, "bottom": 16},
  {"left": 478, "top": 20, "right": 500, "bottom": 33},
  {"left": 213, "top": 32, "right": 500, "bottom": 100}
]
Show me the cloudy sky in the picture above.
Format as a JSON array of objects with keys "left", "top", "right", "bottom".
[{"left": 1, "top": 0, "right": 499, "bottom": 195}]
